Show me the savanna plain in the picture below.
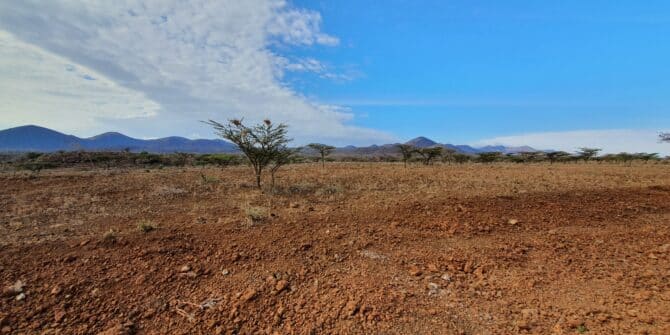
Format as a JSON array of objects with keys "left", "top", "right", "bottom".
[{"left": 1, "top": 163, "right": 669, "bottom": 334}]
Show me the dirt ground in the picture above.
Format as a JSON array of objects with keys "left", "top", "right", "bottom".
[{"left": 1, "top": 163, "right": 669, "bottom": 334}]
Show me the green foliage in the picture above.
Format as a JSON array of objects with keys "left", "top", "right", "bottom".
[
  {"left": 577, "top": 147, "right": 601, "bottom": 162},
  {"left": 545, "top": 151, "right": 571, "bottom": 163},
  {"left": 195, "top": 153, "right": 241, "bottom": 167},
  {"left": 477, "top": 152, "right": 503, "bottom": 163},
  {"left": 205, "top": 118, "right": 291, "bottom": 188},
  {"left": 396, "top": 144, "right": 416, "bottom": 167},
  {"left": 415, "top": 147, "right": 443, "bottom": 165},
  {"left": 307, "top": 143, "right": 336, "bottom": 168},
  {"left": 452, "top": 153, "right": 472, "bottom": 164}
]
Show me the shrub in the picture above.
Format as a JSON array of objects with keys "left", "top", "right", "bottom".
[
  {"left": 245, "top": 206, "right": 268, "bottom": 224},
  {"left": 137, "top": 221, "right": 156, "bottom": 233}
]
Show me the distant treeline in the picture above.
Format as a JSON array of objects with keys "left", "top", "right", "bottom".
[{"left": 0, "top": 149, "right": 667, "bottom": 172}]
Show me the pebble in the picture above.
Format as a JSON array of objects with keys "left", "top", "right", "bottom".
[
  {"left": 440, "top": 273, "right": 452, "bottom": 282},
  {"left": 428, "top": 283, "right": 440, "bottom": 295},
  {"left": 15, "top": 293, "right": 25, "bottom": 301},
  {"left": 221, "top": 269, "right": 230, "bottom": 276},
  {"left": 240, "top": 288, "right": 257, "bottom": 302},
  {"left": 275, "top": 280, "right": 289, "bottom": 293},
  {"left": 2, "top": 280, "right": 24, "bottom": 297},
  {"left": 409, "top": 266, "right": 422, "bottom": 277},
  {"left": 508, "top": 219, "right": 519, "bottom": 225},
  {"left": 179, "top": 265, "right": 191, "bottom": 273}
]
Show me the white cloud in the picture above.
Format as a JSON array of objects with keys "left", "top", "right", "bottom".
[
  {"left": 0, "top": 0, "right": 393, "bottom": 144},
  {"left": 473, "top": 129, "right": 670, "bottom": 155},
  {"left": 0, "top": 31, "right": 160, "bottom": 134}
]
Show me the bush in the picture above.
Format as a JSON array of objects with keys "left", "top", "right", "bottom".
[
  {"left": 245, "top": 206, "right": 268, "bottom": 224},
  {"left": 137, "top": 221, "right": 156, "bottom": 233}
]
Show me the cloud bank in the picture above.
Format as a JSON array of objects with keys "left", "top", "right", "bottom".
[{"left": 0, "top": 0, "right": 394, "bottom": 145}]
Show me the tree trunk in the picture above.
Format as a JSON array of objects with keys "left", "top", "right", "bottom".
[
  {"left": 321, "top": 154, "right": 325, "bottom": 168},
  {"left": 255, "top": 173, "right": 261, "bottom": 188}
]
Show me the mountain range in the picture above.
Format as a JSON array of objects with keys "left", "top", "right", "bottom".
[{"left": 0, "top": 125, "right": 537, "bottom": 155}]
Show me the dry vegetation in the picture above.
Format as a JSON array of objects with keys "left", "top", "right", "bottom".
[{"left": 1, "top": 162, "right": 669, "bottom": 334}]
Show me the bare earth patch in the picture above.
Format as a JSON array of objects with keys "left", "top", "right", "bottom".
[{"left": 1, "top": 163, "right": 669, "bottom": 334}]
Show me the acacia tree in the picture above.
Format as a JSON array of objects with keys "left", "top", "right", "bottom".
[
  {"left": 577, "top": 147, "right": 602, "bottom": 162},
  {"left": 441, "top": 148, "right": 457, "bottom": 164},
  {"left": 270, "top": 146, "right": 300, "bottom": 188},
  {"left": 397, "top": 144, "right": 416, "bottom": 167},
  {"left": 308, "top": 143, "right": 336, "bottom": 168},
  {"left": 545, "top": 151, "right": 571, "bottom": 164},
  {"left": 205, "top": 119, "right": 290, "bottom": 188},
  {"left": 416, "top": 147, "right": 443, "bottom": 165},
  {"left": 478, "top": 152, "right": 502, "bottom": 164}
]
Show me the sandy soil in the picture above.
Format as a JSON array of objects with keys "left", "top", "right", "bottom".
[{"left": 1, "top": 163, "right": 669, "bottom": 334}]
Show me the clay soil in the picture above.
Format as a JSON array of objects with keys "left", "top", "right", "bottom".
[{"left": 1, "top": 163, "right": 669, "bottom": 334}]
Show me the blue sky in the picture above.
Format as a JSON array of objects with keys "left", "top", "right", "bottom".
[{"left": 0, "top": 1, "right": 669, "bottom": 153}]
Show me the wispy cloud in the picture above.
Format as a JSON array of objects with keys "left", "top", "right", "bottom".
[
  {"left": 0, "top": 0, "right": 392, "bottom": 145},
  {"left": 473, "top": 129, "right": 670, "bottom": 155}
]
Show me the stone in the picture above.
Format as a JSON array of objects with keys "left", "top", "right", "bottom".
[
  {"left": 221, "top": 269, "right": 230, "bottom": 276},
  {"left": 240, "top": 288, "right": 257, "bottom": 302},
  {"left": 54, "top": 310, "right": 66, "bottom": 323},
  {"left": 179, "top": 265, "right": 191, "bottom": 273},
  {"left": 409, "top": 266, "right": 422, "bottom": 277},
  {"left": 2, "top": 280, "right": 24, "bottom": 297},
  {"left": 508, "top": 219, "right": 519, "bottom": 225},
  {"left": 275, "top": 280, "right": 289, "bottom": 293},
  {"left": 344, "top": 299, "right": 359, "bottom": 316}
]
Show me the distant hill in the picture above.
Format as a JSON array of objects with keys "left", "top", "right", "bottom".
[
  {"left": 0, "top": 126, "right": 538, "bottom": 155},
  {"left": 0, "top": 125, "right": 238, "bottom": 153},
  {"left": 331, "top": 137, "right": 538, "bottom": 156}
]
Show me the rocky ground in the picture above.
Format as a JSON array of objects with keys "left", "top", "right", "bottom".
[{"left": 1, "top": 163, "right": 669, "bottom": 334}]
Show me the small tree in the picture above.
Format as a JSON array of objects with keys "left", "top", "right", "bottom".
[
  {"left": 205, "top": 119, "right": 290, "bottom": 188},
  {"left": 416, "top": 147, "right": 442, "bottom": 165},
  {"left": 270, "top": 146, "right": 300, "bottom": 188},
  {"left": 441, "top": 148, "right": 457, "bottom": 164},
  {"left": 478, "top": 152, "right": 502, "bottom": 164},
  {"left": 308, "top": 143, "right": 336, "bottom": 168},
  {"left": 577, "top": 147, "right": 601, "bottom": 162},
  {"left": 546, "top": 151, "right": 571, "bottom": 164},
  {"left": 453, "top": 153, "right": 472, "bottom": 164},
  {"left": 397, "top": 144, "right": 416, "bottom": 168}
]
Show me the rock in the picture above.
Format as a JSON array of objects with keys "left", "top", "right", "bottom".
[
  {"left": 428, "top": 283, "right": 440, "bottom": 296},
  {"left": 180, "top": 271, "right": 197, "bottom": 278},
  {"left": 221, "top": 269, "right": 230, "bottom": 276},
  {"left": 179, "top": 265, "right": 191, "bottom": 273},
  {"left": 409, "top": 266, "right": 422, "bottom": 277},
  {"left": 15, "top": 293, "right": 25, "bottom": 301},
  {"left": 51, "top": 286, "right": 63, "bottom": 296},
  {"left": 441, "top": 273, "right": 452, "bottom": 282},
  {"left": 508, "top": 219, "right": 519, "bottom": 225},
  {"left": 2, "top": 280, "right": 24, "bottom": 297},
  {"left": 275, "top": 280, "right": 289, "bottom": 294},
  {"left": 240, "top": 288, "right": 257, "bottom": 302},
  {"left": 344, "top": 299, "right": 360, "bottom": 316},
  {"left": 516, "top": 319, "right": 531, "bottom": 330},
  {"left": 54, "top": 310, "right": 66, "bottom": 323}
]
